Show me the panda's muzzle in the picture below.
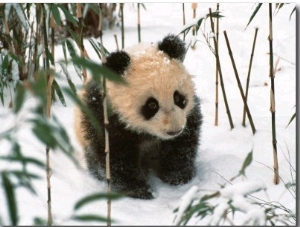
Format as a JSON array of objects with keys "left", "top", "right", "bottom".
[{"left": 166, "top": 129, "right": 182, "bottom": 137}]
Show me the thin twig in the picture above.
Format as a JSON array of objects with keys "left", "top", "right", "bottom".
[
  {"left": 209, "top": 8, "right": 234, "bottom": 130},
  {"left": 223, "top": 30, "right": 256, "bottom": 135},
  {"left": 242, "top": 28, "right": 259, "bottom": 127},
  {"left": 268, "top": 3, "right": 279, "bottom": 184}
]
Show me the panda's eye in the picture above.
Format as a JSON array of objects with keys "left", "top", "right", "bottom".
[
  {"left": 148, "top": 101, "right": 158, "bottom": 110},
  {"left": 174, "top": 91, "right": 187, "bottom": 109},
  {"left": 141, "top": 97, "right": 159, "bottom": 120}
]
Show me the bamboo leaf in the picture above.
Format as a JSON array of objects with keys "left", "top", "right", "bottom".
[
  {"left": 239, "top": 150, "right": 253, "bottom": 176},
  {"left": 57, "top": 64, "right": 77, "bottom": 94},
  {"left": 74, "top": 193, "right": 123, "bottom": 211},
  {"left": 245, "top": 3, "right": 262, "bottom": 29},
  {"left": 72, "top": 214, "right": 108, "bottom": 223},
  {"left": 51, "top": 4, "right": 61, "bottom": 26},
  {"left": 53, "top": 79, "right": 67, "bottom": 107},
  {"left": 58, "top": 4, "right": 78, "bottom": 26},
  {"left": 13, "top": 83, "right": 26, "bottom": 113},
  {"left": 2, "top": 173, "right": 18, "bottom": 225},
  {"left": 88, "top": 39, "right": 102, "bottom": 60},
  {"left": 290, "top": 7, "right": 296, "bottom": 20},
  {"left": 286, "top": 112, "right": 296, "bottom": 128},
  {"left": 72, "top": 57, "right": 127, "bottom": 84},
  {"left": 0, "top": 156, "right": 45, "bottom": 168}
]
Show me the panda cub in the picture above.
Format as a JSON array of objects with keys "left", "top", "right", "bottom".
[{"left": 75, "top": 34, "right": 202, "bottom": 199}]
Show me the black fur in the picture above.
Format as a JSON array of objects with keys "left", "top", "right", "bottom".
[
  {"left": 174, "top": 91, "right": 187, "bottom": 109},
  {"left": 158, "top": 34, "right": 186, "bottom": 61},
  {"left": 104, "top": 51, "right": 131, "bottom": 75},
  {"left": 80, "top": 80, "right": 202, "bottom": 199},
  {"left": 140, "top": 97, "right": 159, "bottom": 120}
]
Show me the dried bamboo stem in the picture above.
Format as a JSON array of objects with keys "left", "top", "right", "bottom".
[
  {"left": 214, "top": 3, "right": 220, "bottom": 126},
  {"left": 120, "top": 3, "right": 125, "bottom": 49},
  {"left": 42, "top": 4, "right": 53, "bottom": 225},
  {"left": 209, "top": 8, "right": 234, "bottom": 130},
  {"left": 223, "top": 31, "right": 256, "bottom": 135},
  {"left": 268, "top": 3, "right": 279, "bottom": 184},
  {"left": 192, "top": 3, "right": 197, "bottom": 36},
  {"left": 242, "top": 28, "right": 258, "bottom": 127},
  {"left": 99, "top": 29, "right": 112, "bottom": 227},
  {"left": 137, "top": 3, "right": 141, "bottom": 43},
  {"left": 114, "top": 34, "right": 119, "bottom": 51}
]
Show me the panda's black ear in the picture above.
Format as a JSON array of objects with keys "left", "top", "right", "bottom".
[
  {"left": 158, "top": 34, "right": 186, "bottom": 62},
  {"left": 104, "top": 51, "right": 131, "bottom": 75}
]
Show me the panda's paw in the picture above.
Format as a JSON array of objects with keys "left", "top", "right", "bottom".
[
  {"left": 159, "top": 168, "right": 195, "bottom": 185},
  {"left": 126, "top": 186, "right": 155, "bottom": 200}
]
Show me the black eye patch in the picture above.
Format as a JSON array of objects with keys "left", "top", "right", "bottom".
[
  {"left": 174, "top": 91, "right": 187, "bottom": 109},
  {"left": 141, "top": 97, "right": 159, "bottom": 120}
]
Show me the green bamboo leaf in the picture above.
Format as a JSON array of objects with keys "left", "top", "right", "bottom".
[
  {"left": 2, "top": 172, "right": 18, "bottom": 225},
  {"left": 58, "top": 4, "right": 78, "bottom": 26},
  {"left": 0, "top": 156, "right": 45, "bottom": 168},
  {"left": 66, "top": 26, "right": 81, "bottom": 47},
  {"left": 72, "top": 214, "right": 108, "bottom": 223},
  {"left": 57, "top": 64, "right": 77, "bottom": 94},
  {"left": 286, "top": 112, "right": 296, "bottom": 128},
  {"left": 13, "top": 83, "right": 26, "bottom": 113},
  {"left": 245, "top": 3, "right": 263, "bottom": 29},
  {"left": 51, "top": 4, "right": 61, "bottom": 26},
  {"left": 63, "top": 87, "right": 102, "bottom": 135},
  {"left": 141, "top": 3, "right": 147, "bottom": 10},
  {"left": 74, "top": 193, "right": 123, "bottom": 211},
  {"left": 88, "top": 39, "right": 102, "bottom": 61},
  {"left": 72, "top": 57, "right": 127, "bottom": 84},
  {"left": 64, "top": 38, "right": 82, "bottom": 79},
  {"left": 45, "top": 48, "right": 54, "bottom": 66},
  {"left": 239, "top": 150, "right": 253, "bottom": 176},
  {"left": 290, "top": 7, "right": 296, "bottom": 20},
  {"left": 53, "top": 79, "right": 67, "bottom": 107}
]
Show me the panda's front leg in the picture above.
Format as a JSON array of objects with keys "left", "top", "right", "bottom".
[
  {"left": 109, "top": 151, "right": 154, "bottom": 199},
  {"left": 108, "top": 123, "right": 154, "bottom": 199},
  {"left": 158, "top": 139, "right": 197, "bottom": 185}
]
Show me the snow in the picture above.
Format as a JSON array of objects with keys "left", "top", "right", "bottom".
[{"left": 0, "top": 3, "right": 296, "bottom": 226}]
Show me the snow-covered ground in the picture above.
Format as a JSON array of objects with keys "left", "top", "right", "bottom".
[{"left": 0, "top": 3, "right": 296, "bottom": 225}]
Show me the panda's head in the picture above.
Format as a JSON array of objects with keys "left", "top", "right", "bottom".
[{"left": 105, "top": 34, "right": 195, "bottom": 140}]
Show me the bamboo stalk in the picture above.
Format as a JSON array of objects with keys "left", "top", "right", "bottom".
[
  {"left": 268, "top": 3, "right": 279, "bottom": 185},
  {"left": 120, "top": 3, "right": 125, "bottom": 49},
  {"left": 137, "top": 3, "right": 141, "bottom": 43},
  {"left": 182, "top": 3, "right": 186, "bottom": 25},
  {"left": 192, "top": 3, "right": 197, "bottom": 36},
  {"left": 114, "top": 34, "right": 119, "bottom": 51},
  {"left": 42, "top": 5, "right": 53, "bottom": 225},
  {"left": 223, "top": 30, "right": 256, "bottom": 135},
  {"left": 77, "top": 3, "right": 87, "bottom": 83},
  {"left": 99, "top": 35, "right": 112, "bottom": 226},
  {"left": 209, "top": 8, "right": 234, "bottom": 130},
  {"left": 242, "top": 28, "right": 259, "bottom": 127},
  {"left": 214, "top": 3, "right": 220, "bottom": 126}
]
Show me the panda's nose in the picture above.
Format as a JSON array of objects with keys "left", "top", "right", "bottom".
[{"left": 166, "top": 129, "right": 182, "bottom": 136}]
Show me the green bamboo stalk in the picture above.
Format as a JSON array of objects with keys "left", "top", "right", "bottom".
[
  {"left": 42, "top": 4, "right": 53, "bottom": 226},
  {"left": 182, "top": 3, "right": 186, "bottom": 40},
  {"left": 268, "top": 3, "right": 279, "bottom": 184},
  {"left": 223, "top": 30, "right": 256, "bottom": 135},
  {"left": 214, "top": 3, "right": 220, "bottom": 126},
  {"left": 137, "top": 3, "right": 141, "bottom": 43},
  {"left": 77, "top": 3, "right": 87, "bottom": 83},
  {"left": 209, "top": 8, "right": 234, "bottom": 130},
  {"left": 120, "top": 3, "right": 124, "bottom": 49},
  {"left": 242, "top": 28, "right": 259, "bottom": 127}
]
